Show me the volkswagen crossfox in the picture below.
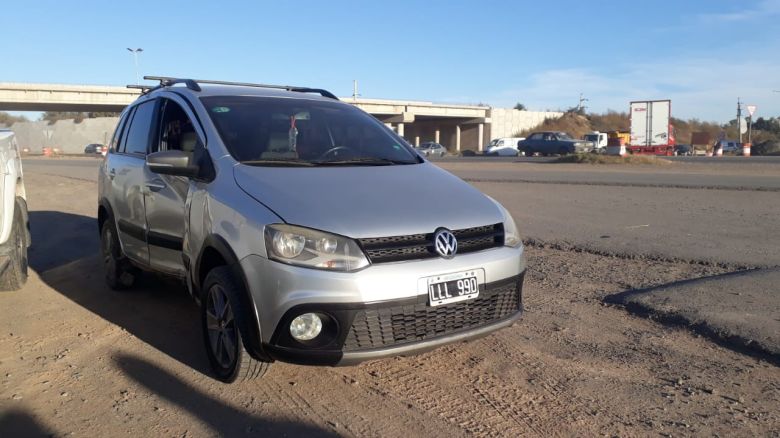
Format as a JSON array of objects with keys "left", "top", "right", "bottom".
[{"left": 98, "top": 77, "right": 526, "bottom": 383}]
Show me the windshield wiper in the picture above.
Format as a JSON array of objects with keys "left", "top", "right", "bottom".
[
  {"left": 312, "top": 157, "right": 418, "bottom": 166},
  {"left": 241, "top": 159, "right": 315, "bottom": 167}
]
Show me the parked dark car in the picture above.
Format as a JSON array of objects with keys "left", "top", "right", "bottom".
[
  {"left": 84, "top": 143, "right": 105, "bottom": 154},
  {"left": 414, "top": 142, "right": 447, "bottom": 157},
  {"left": 674, "top": 144, "right": 693, "bottom": 156},
  {"left": 517, "top": 132, "right": 593, "bottom": 156}
]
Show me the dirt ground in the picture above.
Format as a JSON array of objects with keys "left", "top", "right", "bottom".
[{"left": 1, "top": 172, "right": 778, "bottom": 437}]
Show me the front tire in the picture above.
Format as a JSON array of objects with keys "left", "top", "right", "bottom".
[
  {"left": 100, "top": 216, "right": 136, "bottom": 290},
  {"left": 0, "top": 206, "right": 28, "bottom": 291},
  {"left": 201, "top": 266, "right": 270, "bottom": 383}
]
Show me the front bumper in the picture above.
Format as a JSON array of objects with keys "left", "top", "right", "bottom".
[
  {"left": 264, "top": 273, "right": 524, "bottom": 366},
  {"left": 240, "top": 245, "right": 526, "bottom": 365}
]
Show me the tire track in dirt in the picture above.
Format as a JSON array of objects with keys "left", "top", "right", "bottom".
[{"left": 362, "top": 357, "right": 528, "bottom": 436}]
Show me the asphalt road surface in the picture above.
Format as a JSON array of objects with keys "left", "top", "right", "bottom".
[{"left": 24, "top": 157, "right": 780, "bottom": 267}]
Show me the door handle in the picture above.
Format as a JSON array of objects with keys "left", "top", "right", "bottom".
[
  {"left": 146, "top": 179, "right": 167, "bottom": 192},
  {"left": 108, "top": 168, "right": 116, "bottom": 180}
]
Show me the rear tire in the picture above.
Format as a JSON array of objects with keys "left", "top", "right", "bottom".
[
  {"left": 201, "top": 266, "right": 270, "bottom": 383},
  {"left": 100, "top": 216, "right": 136, "bottom": 290},
  {"left": 0, "top": 206, "right": 28, "bottom": 291}
]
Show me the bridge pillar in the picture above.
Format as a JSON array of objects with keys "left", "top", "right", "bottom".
[
  {"left": 434, "top": 128, "right": 440, "bottom": 144},
  {"left": 397, "top": 122, "right": 404, "bottom": 138},
  {"left": 455, "top": 124, "right": 461, "bottom": 152},
  {"left": 477, "top": 123, "right": 484, "bottom": 151}
]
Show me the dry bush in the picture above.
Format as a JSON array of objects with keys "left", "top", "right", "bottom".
[{"left": 556, "top": 154, "right": 674, "bottom": 165}]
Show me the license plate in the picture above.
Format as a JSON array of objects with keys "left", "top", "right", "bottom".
[{"left": 424, "top": 269, "right": 483, "bottom": 307}]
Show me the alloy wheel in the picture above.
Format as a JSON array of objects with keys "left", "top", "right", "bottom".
[{"left": 205, "top": 285, "right": 238, "bottom": 369}]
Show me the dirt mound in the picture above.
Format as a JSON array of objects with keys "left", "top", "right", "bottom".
[{"left": 517, "top": 112, "right": 592, "bottom": 138}]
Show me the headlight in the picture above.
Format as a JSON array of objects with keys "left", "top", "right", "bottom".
[
  {"left": 486, "top": 198, "right": 522, "bottom": 248},
  {"left": 503, "top": 209, "right": 522, "bottom": 248},
  {"left": 264, "top": 224, "right": 369, "bottom": 271}
]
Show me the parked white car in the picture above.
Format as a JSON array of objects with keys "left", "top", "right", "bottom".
[
  {"left": 0, "top": 130, "right": 30, "bottom": 290},
  {"left": 485, "top": 137, "right": 525, "bottom": 156}
]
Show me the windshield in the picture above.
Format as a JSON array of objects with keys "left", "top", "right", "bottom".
[
  {"left": 202, "top": 96, "right": 419, "bottom": 165},
  {"left": 584, "top": 134, "right": 598, "bottom": 142}
]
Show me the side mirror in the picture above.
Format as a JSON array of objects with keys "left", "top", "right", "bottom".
[{"left": 146, "top": 150, "right": 199, "bottom": 178}]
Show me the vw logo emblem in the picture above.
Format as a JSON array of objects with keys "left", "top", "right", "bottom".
[{"left": 434, "top": 228, "right": 458, "bottom": 259}]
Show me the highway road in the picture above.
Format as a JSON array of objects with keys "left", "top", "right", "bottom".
[{"left": 23, "top": 156, "right": 780, "bottom": 267}]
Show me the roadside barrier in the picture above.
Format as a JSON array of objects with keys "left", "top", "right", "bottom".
[
  {"left": 743, "top": 143, "right": 751, "bottom": 157},
  {"left": 606, "top": 138, "right": 627, "bottom": 156}
]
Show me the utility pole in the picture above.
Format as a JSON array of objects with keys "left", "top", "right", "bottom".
[
  {"left": 126, "top": 48, "right": 143, "bottom": 85},
  {"left": 577, "top": 93, "right": 589, "bottom": 112},
  {"left": 736, "top": 97, "right": 742, "bottom": 143},
  {"left": 352, "top": 80, "right": 361, "bottom": 102}
]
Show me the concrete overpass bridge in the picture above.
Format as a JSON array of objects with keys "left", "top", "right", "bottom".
[{"left": 1, "top": 82, "right": 560, "bottom": 152}]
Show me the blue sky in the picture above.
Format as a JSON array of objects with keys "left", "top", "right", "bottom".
[{"left": 1, "top": 0, "right": 779, "bottom": 121}]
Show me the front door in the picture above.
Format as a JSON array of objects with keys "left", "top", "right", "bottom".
[{"left": 144, "top": 96, "right": 204, "bottom": 276}]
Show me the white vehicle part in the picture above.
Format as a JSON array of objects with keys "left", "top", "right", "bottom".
[{"left": 0, "top": 133, "right": 24, "bottom": 245}]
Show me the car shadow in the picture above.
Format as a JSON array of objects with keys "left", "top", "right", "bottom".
[
  {"left": 30, "top": 210, "right": 210, "bottom": 376},
  {"left": 114, "top": 353, "right": 337, "bottom": 437},
  {"left": 28, "top": 210, "right": 99, "bottom": 272},
  {"left": 0, "top": 409, "right": 56, "bottom": 438}
]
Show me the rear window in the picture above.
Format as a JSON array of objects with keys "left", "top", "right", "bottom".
[{"left": 201, "top": 96, "right": 418, "bottom": 165}]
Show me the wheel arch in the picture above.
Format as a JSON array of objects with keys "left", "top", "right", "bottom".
[{"left": 195, "top": 234, "right": 271, "bottom": 362}]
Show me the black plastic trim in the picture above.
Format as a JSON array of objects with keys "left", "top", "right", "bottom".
[
  {"left": 117, "top": 218, "right": 146, "bottom": 242},
  {"left": 147, "top": 230, "right": 184, "bottom": 251}
]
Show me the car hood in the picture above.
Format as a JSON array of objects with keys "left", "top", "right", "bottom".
[{"left": 233, "top": 162, "right": 503, "bottom": 238}]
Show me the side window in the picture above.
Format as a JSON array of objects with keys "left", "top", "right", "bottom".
[
  {"left": 156, "top": 99, "right": 199, "bottom": 153},
  {"left": 110, "top": 110, "right": 131, "bottom": 153},
  {"left": 124, "top": 100, "right": 156, "bottom": 155}
]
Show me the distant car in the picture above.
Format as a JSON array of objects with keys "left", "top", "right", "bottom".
[
  {"left": 674, "top": 144, "right": 693, "bottom": 156},
  {"left": 714, "top": 140, "right": 741, "bottom": 153},
  {"left": 84, "top": 143, "right": 105, "bottom": 154},
  {"left": 485, "top": 137, "right": 524, "bottom": 156},
  {"left": 415, "top": 142, "right": 447, "bottom": 157},
  {"left": 518, "top": 132, "right": 594, "bottom": 156}
]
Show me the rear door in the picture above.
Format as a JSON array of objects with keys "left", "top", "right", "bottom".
[
  {"left": 144, "top": 96, "right": 204, "bottom": 276},
  {"left": 108, "top": 98, "right": 158, "bottom": 265}
]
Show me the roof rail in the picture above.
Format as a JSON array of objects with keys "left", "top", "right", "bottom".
[
  {"left": 143, "top": 76, "right": 202, "bottom": 92},
  {"left": 133, "top": 76, "right": 338, "bottom": 100}
]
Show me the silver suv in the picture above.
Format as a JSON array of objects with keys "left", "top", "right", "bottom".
[{"left": 98, "top": 77, "right": 526, "bottom": 383}]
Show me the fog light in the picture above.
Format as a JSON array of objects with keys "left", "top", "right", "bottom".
[{"left": 289, "top": 313, "right": 322, "bottom": 341}]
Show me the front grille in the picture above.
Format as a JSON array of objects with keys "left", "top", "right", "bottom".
[
  {"left": 343, "top": 277, "right": 521, "bottom": 351},
  {"left": 359, "top": 223, "right": 504, "bottom": 264}
]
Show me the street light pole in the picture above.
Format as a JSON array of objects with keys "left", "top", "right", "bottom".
[{"left": 126, "top": 48, "right": 143, "bottom": 84}]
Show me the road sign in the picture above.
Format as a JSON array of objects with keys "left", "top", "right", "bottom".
[
  {"left": 740, "top": 118, "right": 748, "bottom": 135},
  {"left": 747, "top": 105, "right": 757, "bottom": 116}
]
